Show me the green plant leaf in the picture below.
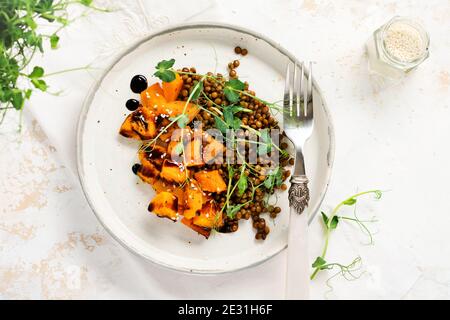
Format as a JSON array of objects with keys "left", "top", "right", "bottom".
[
  {"left": 190, "top": 81, "right": 203, "bottom": 101},
  {"left": 322, "top": 212, "right": 339, "bottom": 229},
  {"left": 50, "top": 34, "right": 59, "bottom": 49},
  {"left": 31, "top": 79, "right": 48, "bottom": 91},
  {"left": 374, "top": 190, "right": 383, "bottom": 199},
  {"left": 223, "top": 87, "right": 239, "bottom": 103},
  {"left": 237, "top": 169, "right": 247, "bottom": 196},
  {"left": 176, "top": 114, "right": 189, "bottom": 128},
  {"left": 156, "top": 59, "right": 175, "bottom": 70},
  {"left": 343, "top": 198, "right": 357, "bottom": 206},
  {"left": 11, "top": 91, "right": 24, "bottom": 110},
  {"left": 226, "top": 205, "right": 241, "bottom": 218},
  {"left": 25, "top": 89, "right": 32, "bottom": 99},
  {"left": 154, "top": 70, "right": 176, "bottom": 82},
  {"left": 214, "top": 116, "right": 228, "bottom": 134},
  {"left": 232, "top": 105, "right": 252, "bottom": 113},
  {"left": 223, "top": 106, "right": 234, "bottom": 125},
  {"left": 24, "top": 16, "right": 37, "bottom": 30},
  {"left": 232, "top": 117, "right": 241, "bottom": 130},
  {"left": 312, "top": 256, "right": 327, "bottom": 268},
  {"left": 226, "top": 79, "right": 245, "bottom": 90},
  {"left": 28, "top": 66, "right": 44, "bottom": 79},
  {"left": 264, "top": 167, "right": 283, "bottom": 190},
  {"left": 223, "top": 79, "right": 245, "bottom": 103},
  {"left": 321, "top": 211, "right": 329, "bottom": 226},
  {"left": 330, "top": 216, "right": 339, "bottom": 229},
  {"left": 227, "top": 165, "right": 235, "bottom": 180},
  {"left": 154, "top": 59, "right": 176, "bottom": 82},
  {"left": 80, "top": 0, "right": 93, "bottom": 6},
  {"left": 258, "top": 129, "right": 272, "bottom": 155}
]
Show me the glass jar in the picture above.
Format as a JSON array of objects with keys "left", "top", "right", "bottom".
[{"left": 366, "top": 16, "right": 430, "bottom": 79}]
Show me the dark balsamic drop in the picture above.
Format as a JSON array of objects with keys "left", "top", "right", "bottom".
[
  {"left": 130, "top": 75, "right": 148, "bottom": 93},
  {"left": 132, "top": 163, "right": 141, "bottom": 175},
  {"left": 126, "top": 99, "right": 139, "bottom": 111}
]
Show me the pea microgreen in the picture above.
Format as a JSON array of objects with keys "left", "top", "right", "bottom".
[
  {"left": 190, "top": 81, "right": 203, "bottom": 100},
  {"left": 310, "top": 190, "right": 383, "bottom": 283},
  {"left": 0, "top": 0, "right": 108, "bottom": 129},
  {"left": 154, "top": 58, "right": 176, "bottom": 82},
  {"left": 171, "top": 114, "right": 189, "bottom": 129},
  {"left": 264, "top": 166, "right": 283, "bottom": 190},
  {"left": 214, "top": 116, "right": 228, "bottom": 134},
  {"left": 223, "top": 79, "right": 245, "bottom": 103},
  {"left": 258, "top": 128, "right": 272, "bottom": 155},
  {"left": 223, "top": 105, "right": 242, "bottom": 130},
  {"left": 237, "top": 166, "right": 248, "bottom": 196}
]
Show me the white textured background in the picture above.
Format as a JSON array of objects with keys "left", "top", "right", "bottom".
[{"left": 1, "top": 0, "right": 450, "bottom": 299}]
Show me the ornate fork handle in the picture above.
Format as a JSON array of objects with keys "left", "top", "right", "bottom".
[{"left": 288, "top": 175, "right": 310, "bottom": 215}]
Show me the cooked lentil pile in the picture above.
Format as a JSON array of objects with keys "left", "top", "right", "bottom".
[
  {"left": 119, "top": 49, "right": 292, "bottom": 240},
  {"left": 176, "top": 67, "right": 291, "bottom": 239}
]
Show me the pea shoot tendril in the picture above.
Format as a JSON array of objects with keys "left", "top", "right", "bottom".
[{"left": 310, "top": 190, "right": 383, "bottom": 286}]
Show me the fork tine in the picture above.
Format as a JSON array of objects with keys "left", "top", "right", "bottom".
[
  {"left": 308, "top": 62, "right": 313, "bottom": 118},
  {"left": 293, "top": 62, "right": 300, "bottom": 119},
  {"left": 283, "top": 63, "right": 292, "bottom": 117},
  {"left": 302, "top": 63, "right": 308, "bottom": 118}
]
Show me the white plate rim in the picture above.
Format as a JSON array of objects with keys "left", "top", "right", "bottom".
[{"left": 76, "top": 21, "right": 335, "bottom": 274}]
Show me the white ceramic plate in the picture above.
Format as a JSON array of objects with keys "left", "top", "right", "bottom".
[{"left": 77, "top": 23, "right": 334, "bottom": 274}]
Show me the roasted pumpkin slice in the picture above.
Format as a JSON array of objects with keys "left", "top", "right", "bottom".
[
  {"left": 181, "top": 217, "right": 210, "bottom": 239},
  {"left": 160, "top": 160, "right": 186, "bottom": 184},
  {"left": 183, "top": 180, "right": 203, "bottom": 219},
  {"left": 148, "top": 192, "right": 178, "bottom": 221},
  {"left": 136, "top": 162, "right": 159, "bottom": 185},
  {"left": 158, "top": 125, "right": 178, "bottom": 143},
  {"left": 167, "top": 140, "right": 180, "bottom": 157},
  {"left": 193, "top": 201, "right": 223, "bottom": 229},
  {"left": 139, "top": 144, "right": 167, "bottom": 168},
  {"left": 156, "top": 101, "right": 199, "bottom": 123},
  {"left": 184, "top": 138, "right": 204, "bottom": 167},
  {"left": 162, "top": 73, "right": 183, "bottom": 102},
  {"left": 140, "top": 83, "right": 167, "bottom": 111},
  {"left": 118, "top": 113, "right": 140, "bottom": 139},
  {"left": 151, "top": 180, "right": 185, "bottom": 213},
  {"left": 119, "top": 107, "right": 157, "bottom": 140},
  {"left": 203, "top": 137, "right": 225, "bottom": 164},
  {"left": 194, "top": 170, "right": 227, "bottom": 193}
]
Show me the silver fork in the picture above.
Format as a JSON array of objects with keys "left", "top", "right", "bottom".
[{"left": 283, "top": 61, "right": 314, "bottom": 299}]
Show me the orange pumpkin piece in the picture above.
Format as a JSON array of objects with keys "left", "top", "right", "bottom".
[
  {"left": 139, "top": 144, "right": 167, "bottom": 168},
  {"left": 160, "top": 160, "right": 186, "bottom": 184},
  {"left": 183, "top": 180, "right": 203, "bottom": 219},
  {"left": 158, "top": 125, "right": 177, "bottom": 143},
  {"left": 156, "top": 101, "right": 199, "bottom": 123},
  {"left": 181, "top": 217, "right": 210, "bottom": 239},
  {"left": 167, "top": 140, "right": 180, "bottom": 158},
  {"left": 151, "top": 180, "right": 185, "bottom": 213},
  {"left": 193, "top": 202, "right": 223, "bottom": 229},
  {"left": 162, "top": 73, "right": 183, "bottom": 102},
  {"left": 203, "top": 138, "right": 225, "bottom": 164},
  {"left": 136, "top": 161, "right": 159, "bottom": 185},
  {"left": 136, "top": 146, "right": 163, "bottom": 184},
  {"left": 148, "top": 192, "right": 178, "bottom": 221},
  {"left": 140, "top": 83, "right": 167, "bottom": 111},
  {"left": 194, "top": 170, "right": 227, "bottom": 193},
  {"left": 184, "top": 138, "right": 204, "bottom": 167},
  {"left": 118, "top": 113, "right": 140, "bottom": 139},
  {"left": 119, "top": 107, "right": 157, "bottom": 140}
]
